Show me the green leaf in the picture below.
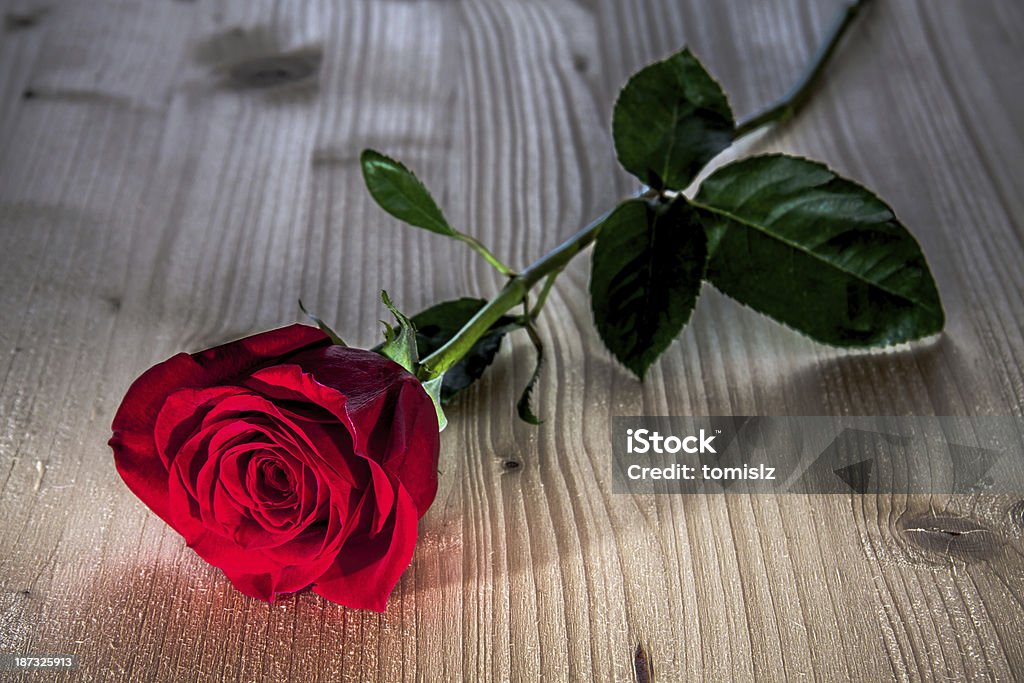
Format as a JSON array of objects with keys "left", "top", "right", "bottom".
[
  {"left": 421, "top": 375, "right": 448, "bottom": 432},
  {"left": 693, "top": 154, "right": 944, "bottom": 346},
  {"left": 298, "top": 299, "right": 347, "bottom": 346},
  {"left": 408, "top": 297, "right": 519, "bottom": 403},
  {"left": 516, "top": 323, "right": 544, "bottom": 425},
  {"left": 360, "top": 149, "right": 456, "bottom": 237},
  {"left": 378, "top": 291, "right": 418, "bottom": 373},
  {"left": 360, "top": 149, "right": 516, "bottom": 276},
  {"left": 589, "top": 197, "right": 708, "bottom": 379},
  {"left": 612, "top": 48, "right": 735, "bottom": 191}
]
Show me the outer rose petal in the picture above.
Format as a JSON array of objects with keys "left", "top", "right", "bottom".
[
  {"left": 189, "top": 526, "right": 343, "bottom": 601},
  {"left": 367, "top": 379, "right": 443, "bottom": 518},
  {"left": 312, "top": 481, "right": 420, "bottom": 612},
  {"left": 110, "top": 325, "right": 329, "bottom": 525},
  {"left": 283, "top": 347, "right": 441, "bottom": 516}
]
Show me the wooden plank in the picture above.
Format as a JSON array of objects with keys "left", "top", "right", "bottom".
[{"left": 0, "top": 0, "right": 1022, "bottom": 680}]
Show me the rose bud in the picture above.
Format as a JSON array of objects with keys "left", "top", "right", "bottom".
[{"left": 109, "top": 325, "right": 439, "bottom": 611}]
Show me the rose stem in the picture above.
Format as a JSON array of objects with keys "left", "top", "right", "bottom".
[
  {"left": 458, "top": 233, "right": 517, "bottom": 277},
  {"left": 416, "top": 0, "right": 874, "bottom": 381},
  {"left": 734, "top": 0, "right": 875, "bottom": 137}
]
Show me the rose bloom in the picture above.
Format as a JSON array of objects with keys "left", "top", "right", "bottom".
[{"left": 109, "top": 325, "right": 440, "bottom": 611}]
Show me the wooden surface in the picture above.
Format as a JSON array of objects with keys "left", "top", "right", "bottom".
[{"left": 2, "top": 0, "right": 1023, "bottom": 680}]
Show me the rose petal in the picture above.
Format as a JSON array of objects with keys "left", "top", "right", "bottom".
[
  {"left": 154, "top": 386, "right": 244, "bottom": 469},
  {"left": 111, "top": 325, "right": 329, "bottom": 525},
  {"left": 191, "top": 325, "right": 330, "bottom": 383},
  {"left": 312, "top": 481, "right": 419, "bottom": 612},
  {"left": 364, "top": 458, "right": 395, "bottom": 537},
  {"left": 246, "top": 350, "right": 439, "bottom": 516},
  {"left": 367, "top": 379, "right": 441, "bottom": 517},
  {"left": 186, "top": 520, "right": 343, "bottom": 601}
]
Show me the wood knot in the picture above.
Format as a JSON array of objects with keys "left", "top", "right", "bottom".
[
  {"left": 1008, "top": 500, "right": 1024, "bottom": 530},
  {"left": 897, "top": 512, "right": 1003, "bottom": 563},
  {"left": 5, "top": 9, "right": 47, "bottom": 32},
  {"left": 103, "top": 294, "right": 122, "bottom": 312},
  {"left": 228, "top": 48, "right": 321, "bottom": 89},
  {"left": 502, "top": 459, "right": 521, "bottom": 471},
  {"left": 633, "top": 642, "right": 654, "bottom": 683}
]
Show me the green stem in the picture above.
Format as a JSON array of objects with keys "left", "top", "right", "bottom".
[
  {"left": 458, "top": 234, "right": 517, "bottom": 276},
  {"left": 528, "top": 266, "right": 563, "bottom": 320},
  {"left": 418, "top": 211, "right": 608, "bottom": 378},
  {"left": 734, "top": 0, "right": 873, "bottom": 137},
  {"left": 417, "top": 0, "right": 870, "bottom": 380}
]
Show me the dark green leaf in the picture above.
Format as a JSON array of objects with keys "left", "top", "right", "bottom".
[
  {"left": 298, "top": 299, "right": 346, "bottom": 346},
  {"left": 693, "top": 154, "right": 944, "bottom": 346},
  {"left": 516, "top": 323, "right": 544, "bottom": 425},
  {"left": 589, "top": 197, "right": 708, "bottom": 379},
  {"left": 378, "top": 291, "right": 418, "bottom": 373},
  {"left": 612, "top": 48, "right": 735, "bottom": 191},
  {"left": 360, "top": 149, "right": 456, "bottom": 237},
  {"left": 406, "top": 298, "right": 520, "bottom": 403}
]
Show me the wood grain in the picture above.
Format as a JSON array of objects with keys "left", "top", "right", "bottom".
[{"left": 1, "top": 0, "right": 1023, "bottom": 680}]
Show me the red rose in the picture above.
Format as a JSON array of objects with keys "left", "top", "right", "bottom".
[{"left": 109, "top": 325, "right": 440, "bottom": 611}]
